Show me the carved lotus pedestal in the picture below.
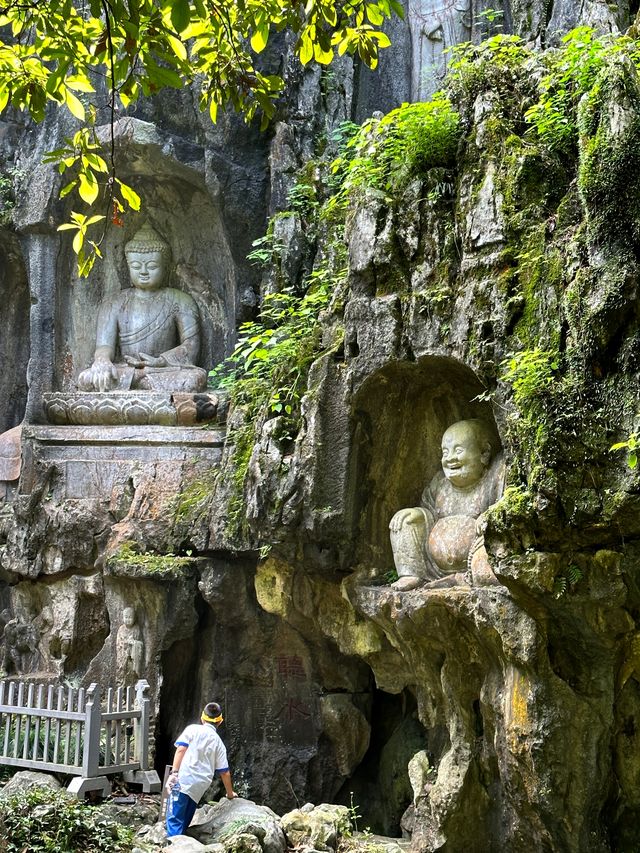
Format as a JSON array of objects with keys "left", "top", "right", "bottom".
[{"left": 43, "top": 390, "right": 228, "bottom": 427}]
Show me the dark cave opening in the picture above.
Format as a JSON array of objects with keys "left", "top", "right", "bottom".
[
  {"left": 335, "top": 688, "right": 428, "bottom": 837},
  {"left": 154, "top": 601, "right": 208, "bottom": 775},
  {"left": 155, "top": 635, "right": 200, "bottom": 772}
]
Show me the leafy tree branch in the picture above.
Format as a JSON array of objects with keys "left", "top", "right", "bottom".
[{"left": 0, "top": 0, "right": 401, "bottom": 273}]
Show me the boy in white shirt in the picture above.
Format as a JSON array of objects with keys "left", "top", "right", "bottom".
[{"left": 165, "top": 701, "right": 238, "bottom": 837}]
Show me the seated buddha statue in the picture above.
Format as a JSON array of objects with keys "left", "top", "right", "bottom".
[
  {"left": 78, "top": 223, "right": 207, "bottom": 393},
  {"left": 389, "top": 419, "right": 505, "bottom": 590}
]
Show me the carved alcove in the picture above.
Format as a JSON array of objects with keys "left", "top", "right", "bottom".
[
  {"left": 350, "top": 356, "right": 501, "bottom": 573},
  {"left": 53, "top": 122, "right": 237, "bottom": 392},
  {"left": 0, "top": 230, "right": 29, "bottom": 432}
]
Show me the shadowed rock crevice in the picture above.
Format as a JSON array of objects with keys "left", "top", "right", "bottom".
[{"left": 335, "top": 688, "right": 428, "bottom": 836}]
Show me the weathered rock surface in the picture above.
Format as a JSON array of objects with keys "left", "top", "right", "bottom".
[
  {"left": 0, "top": 770, "right": 61, "bottom": 799},
  {"left": 281, "top": 803, "right": 350, "bottom": 850},
  {"left": 189, "top": 798, "right": 286, "bottom": 853},
  {"left": 94, "top": 795, "right": 161, "bottom": 830}
]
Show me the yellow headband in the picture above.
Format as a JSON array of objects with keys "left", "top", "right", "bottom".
[{"left": 202, "top": 712, "right": 223, "bottom": 724}]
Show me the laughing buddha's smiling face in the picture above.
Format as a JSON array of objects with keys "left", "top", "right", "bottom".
[{"left": 441, "top": 422, "right": 492, "bottom": 489}]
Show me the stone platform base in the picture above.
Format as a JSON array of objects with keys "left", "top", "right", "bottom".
[
  {"left": 67, "top": 775, "right": 112, "bottom": 799},
  {"left": 20, "top": 425, "right": 225, "bottom": 501},
  {"left": 122, "top": 768, "right": 162, "bottom": 793}
]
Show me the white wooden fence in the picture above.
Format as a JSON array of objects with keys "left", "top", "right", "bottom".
[{"left": 0, "top": 678, "right": 160, "bottom": 797}]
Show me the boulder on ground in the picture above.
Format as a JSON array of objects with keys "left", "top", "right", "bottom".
[
  {"left": 0, "top": 770, "right": 61, "bottom": 799},
  {"left": 281, "top": 803, "right": 351, "bottom": 851},
  {"left": 188, "top": 797, "right": 286, "bottom": 853},
  {"left": 95, "top": 794, "right": 160, "bottom": 830},
  {"left": 136, "top": 819, "right": 167, "bottom": 845}
]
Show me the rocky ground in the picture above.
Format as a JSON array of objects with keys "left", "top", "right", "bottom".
[{"left": 0, "top": 770, "right": 409, "bottom": 853}]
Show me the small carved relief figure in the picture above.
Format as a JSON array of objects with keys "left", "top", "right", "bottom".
[
  {"left": 0, "top": 424, "right": 23, "bottom": 491},
  {"left": 408, "top": 0, "right": 472, "bottom": 100},
  {"left": 389, "top": 419, "right": 504, "bottom": 590},
  {"left": 116, "top": 607, "right": 145, "bottom": 685},
  {"left": 3, "top": 615, "right": 39, "bottom": 674},
  {"left": 78, "top": 222, "right": 207, "bottom": 393}
]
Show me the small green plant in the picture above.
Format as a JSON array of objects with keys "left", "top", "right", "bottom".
[
  {"left": 382, "top": 568, "right": 399, "bottom": 585},
  {"left": 474, "top": 7, "right": 504, "bottom": 34},
  {"left": 500, "top": 349, "right": 559, "bottom": 409},
  {"left": 287, "top": 180, "right": 319, "bottom": 219},
  {"left": 0, "top": 787, "right": 133, "bottom": 853},
  {"left": 611, "top": 432, "right": 639, "bottom": 469},
  {"left": 553, "top": 563, "right": 584, "bottom": 598},
  {"left": 347, "top": 791, "right": 361, "bottom": 833},
  {"left": 246, "top": 231, "right": 285, "bottom": 268},
  {"left": 329, "top": 120, "right": 361, "bottom": 152},
  {"left": 417, "top": 282, "right": 453, "bottom": 313},
  {"left": 447, "top": 34, "right": 533, "bottom": 104},
  {"left": 209, "top": 263, "right": 343, "bottom": 430}
]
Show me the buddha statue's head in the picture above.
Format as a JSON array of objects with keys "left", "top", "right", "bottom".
[
  {"left": 124, "top": 223, "right": 171, "bottom": 292},
  {"left": 122, "top": 606, "right": 136, "bottom": 628},
  {"left": 440, "top": 419, "right": 494, "bottom": 489}
]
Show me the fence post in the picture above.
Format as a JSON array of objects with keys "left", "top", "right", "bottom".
[
  {"left": 82, "top": 683, "right": 101, "bottom": 778},
  {"left": 134, "top": 679, "right": 151, "bottom": 770},
  {"left": 123, "top": 679, "right": 160, "bottom": 792}
]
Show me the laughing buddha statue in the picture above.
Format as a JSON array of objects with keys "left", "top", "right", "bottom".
[{"left": 389, "top": 419, "right": 505, "bottom": 590}]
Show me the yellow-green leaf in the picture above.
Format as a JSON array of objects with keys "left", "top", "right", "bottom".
[
  {"left": 372, "top": 31, "right": 391, "bottom": 47},
  {"left": 366, "top": 4, "right": 384, "bottom": 25},
  {"left": 65, "top": 88, "right": 85, "bottom": 120},
  {"left": 168, "top": 34, "right": 188, "bottom": 61},
  {"left": 117, "top": 180, "right": 141, "bottom": 211},
  {"left": 72, "top": 229, "right": 84, "bottom": 254},
  {"left": 313, "top": 42, "right": 334, "bottom": 64},
  {"left": 60, "top": 180, "right": 77, "bottom": 198},
  {"left": 66, "top": 76, "right": 95, "bottom": 93},
  {"left": 78, "top": 171, "right": 99, "bottom": 204},
  {"left": 209, "top": 98, "right": 218, "bottom": 123},
  {"left": 251, "top": 25, "right": 269, "bottom": 53},
  {"left": 299, "top": 32, "right": 313, "bottom": 64}
]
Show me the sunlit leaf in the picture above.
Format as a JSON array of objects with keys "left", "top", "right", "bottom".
[
  {"left": 60, "top": 180, "right": 77, "bottom": 198},
  {"left": 78, "top": 171, "right": 99, "bottom": 204},
  {"left": 66, "top": 76, "right": 95, "bottom": 93},
  {"left": 117, "top": 180, "right": 141, "bottom": 211},
  {"left": 168, "top": 34, "right": 188, "bottom": 61},
  {"left": 72, "top": 229, "right": 84, "bottom": 254},
  {"left": 251, "top": 25, "right": 269, "bottom": 53},
  {"left": 65, "top": 88, "right": 85, "bottom": 120}
]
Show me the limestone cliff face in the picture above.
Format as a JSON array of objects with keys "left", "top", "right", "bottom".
[{"left": 1, "top": 4, "right": 640, "bottom": 853}]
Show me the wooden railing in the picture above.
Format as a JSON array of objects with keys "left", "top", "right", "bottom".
[{"left": 0, "top": 678, "right": 160, "bottom": 796}]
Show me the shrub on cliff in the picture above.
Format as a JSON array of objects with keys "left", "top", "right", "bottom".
[{"left": 329, "top": 98, "right": 461, "bottom": 209}]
